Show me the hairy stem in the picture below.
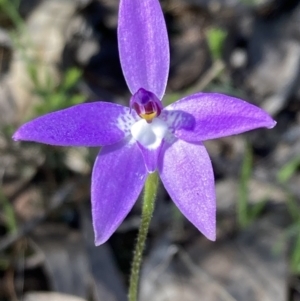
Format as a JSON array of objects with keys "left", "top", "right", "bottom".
[{"left": 128, "top": 172, "right": 159, "bottom": 301}]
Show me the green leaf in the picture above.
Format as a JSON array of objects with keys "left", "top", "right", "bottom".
[
  {"left": 0, "top": 189, "right": 17, "bottom": 234},
  {"left": 291, "top": 232, "right": 300, "bottom": 274},
  {"left": 206, "top": 27, "right": 227, "bottom": 61},
  {"left": 69, "top": 94, "right": 86, "bottom": 106},
  {"left": 237, "top": 142, "right": 253, "bottom": 228},
  {"left": 277, "top": 155, "right": 300, "bottom": 184},
  {"left": 249, "top": 199, "right": 266, "bottom": 221},
  {"left": 62, "top": 68, "right": 83, "bottom": 90}
]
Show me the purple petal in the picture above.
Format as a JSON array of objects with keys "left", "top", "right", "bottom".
[
  {"left": 158, "top": 139, "right": 216, "bottom": 240},
  {"left": 13, "top": 102, "right": 136, "bottom": 146},
  {"left": 92, "top": 138, "right": 147, "bottom": 245},
  {"left": 165, "top": 93, "right": 276, "bottom": 142},
  {"left": 136, "top": 142, "right": 162, "bottom": 173},
  {"left": 118, "top": 0, "right": 169, "bottom": 99}
]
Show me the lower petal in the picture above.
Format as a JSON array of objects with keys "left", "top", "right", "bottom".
[
  {"left": 131, "top": 117, "right": 168, "bottom": 172},
  {"left": 158, "top": 139, "right": 216, "bottom": 240},
  {"left": 92, "top": 138, "right": 147, "bottom": 245},
  {"left": 136, "top": 142, "right": 162, "bottom": 173}
]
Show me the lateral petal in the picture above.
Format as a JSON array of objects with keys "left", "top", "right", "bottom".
[
  {"left": 158, "top": 139, "right": 216, "bottom": 240},
  {"left": 92, "top": 138, "right": 147, "bottom": 245},
  {"left": 13, "top": 102, "right": 135, "bottom": 146},
  {"left": 118, "top": 0, "right": 169, "bottom": 99},
  {"left": 165, "top": 93, "right": 276, "bottom": 142}
]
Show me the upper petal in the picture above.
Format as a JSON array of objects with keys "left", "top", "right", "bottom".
[
  {"left": 13, "top": 102, "right": 135, "bottom": 146},
  {"left": 92, "top": 138, "right": 147, "bottom": 245},
  {"left": 118, "top": 0, "right": 169, "bottom": 99},
  {"left": 165, "top": 93, "right": 276, "bottom": 142},
  {"left": 158, "top": 139, "right": 216, "bottom": 241}
]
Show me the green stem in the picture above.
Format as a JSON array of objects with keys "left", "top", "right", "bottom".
[{"left": 128, "top": 172, "right": 159, "bottom": 301}]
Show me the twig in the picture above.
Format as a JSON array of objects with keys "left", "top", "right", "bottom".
[
  {"left": 0, "top": 183, "right": 75, "bottom": 252},
  {"left": 179, "top": 249, "right": 239, "bottom": 301},
  {"left": 190, "top": 59, "right": 225, "bottom": 93}
]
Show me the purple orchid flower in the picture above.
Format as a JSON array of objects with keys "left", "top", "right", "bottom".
[{"left": 13, "top": 0, "right": 275, "bottom": 245}]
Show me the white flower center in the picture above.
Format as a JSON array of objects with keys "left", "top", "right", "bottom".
[{"left": 130, "top": 118, "right": 168, "bottom": 149}]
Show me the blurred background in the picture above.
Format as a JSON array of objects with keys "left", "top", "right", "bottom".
[{"left": 0, "top": 0, "right": 299, "bottom": 300}]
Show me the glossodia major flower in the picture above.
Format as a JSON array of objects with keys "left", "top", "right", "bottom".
[{"left": 13, "top": 0, "right": 276, "bottom": 245}]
